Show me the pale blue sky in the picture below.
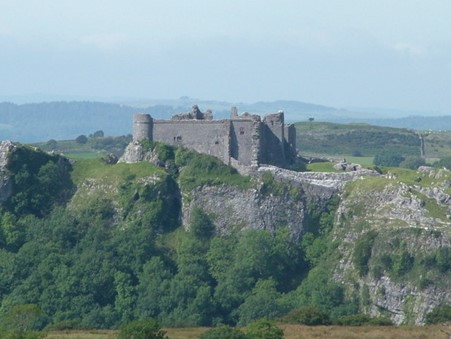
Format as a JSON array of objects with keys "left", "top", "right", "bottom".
[{"left": 1, "top": 0, "right": 451, "bottom": 112}]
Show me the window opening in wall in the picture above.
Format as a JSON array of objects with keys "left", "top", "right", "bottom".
[
  {"left": 215, "top": 140, "right": 219, "bottom": 145},
  {"left": 271, "top": 121, "right": 274, "bottom": 126},
  {"left": 176, "top": 136, "right": 182, "bottom": 142},
  {"left": 239, "top": 127, "right": 245, "bottom": 135}
]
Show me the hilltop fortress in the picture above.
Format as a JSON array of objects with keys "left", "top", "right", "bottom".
[{"left": 130, "top": 105, "right": 297, "bottom": 171}]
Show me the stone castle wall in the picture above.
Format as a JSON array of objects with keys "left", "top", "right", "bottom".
[
  {"left": 153, "top": 120, "right": 231, "bottom": 165},
  {"left": 132, "top": 106, "right": 296, "bottom": 169}
]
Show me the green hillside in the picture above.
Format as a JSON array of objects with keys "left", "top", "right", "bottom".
[
  {"left": 295, "top": 121, "right": 451, "bottom": 165},
  {"left": 295, "top": 122, "right": 421, "bottom": 159}
]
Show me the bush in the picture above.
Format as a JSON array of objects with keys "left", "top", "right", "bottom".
[
  {"left": 374, "top": 151, "right": 404, "bottom": 167},
  {"left": 1, "top": 304, "right": 46, "bottom": 332},
  {"left": 425, "top": 305, "right": 451, "bottom": 324},
  {"left": 434, "top": 156, "right": 451, "bottom": 170},
  {"left": 45, "top": 319, "right": 82, "bottom": 331},
  {"left": 334, "top": 314, "right": 392, "bottom": 326},
  {"left": 282, "top": 306, "right": 331, "bottom": 325},
  {"left": 353, "top": 231, "right": 377, "bottom": 277},
  {"left": 200, "top": 326, "right": 248, "bottom": 339},
  {"left": 399, "top": 156, "right": 426, "bottom": 170},
  {"left": 75, "top": 135, "right": 88, "bottom": 144},
  {"left": 245, "top": 319, "right": 283, "bottom": 339},
  {"left": 117, "top": 318, "right": 167, "bottom": 339},
  {"left": 190, "top": 208, "right": 215, "bottom": 239},
  {"left": 368, "top": 317, "right": 393, "bottom": 326},
  {"left": 0, "top": 329, "right": 46, "bottom": 339},
  {"left": 334, "top": 314, "right": 369, "bottom": 326}
]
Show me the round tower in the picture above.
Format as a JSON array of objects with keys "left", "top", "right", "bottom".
[{"left": 133, "top": 113, "right": 153, "bottom": 142}]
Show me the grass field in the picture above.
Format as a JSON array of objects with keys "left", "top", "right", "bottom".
[
  {"left": 44, "top": 324, "right": 451, "bottom": 338},
  {"left": 65, "top": 152, "right": 106, "bottom": 160}
]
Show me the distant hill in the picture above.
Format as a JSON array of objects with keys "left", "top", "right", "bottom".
[
  {"left": 1, "top": 100, "right": 451, "bottom": 143},
  {"left": 343, "top": 115, "right": 451, "bottom": 131},
  {"left": 295, "top": 121, "right": 451, "bottom": 161},
  {"left": 295, "top": 121, "right": 422, "bottom": 158},
  {"left": 0, "top": 101, "right": 178, "bottom": 142}
]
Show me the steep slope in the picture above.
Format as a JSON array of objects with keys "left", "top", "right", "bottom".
[
  {"left": 0, "top": 141, "right": 449, "bottom": 328},
  {"left": 332, "top": 168, "right": 450, "bottom": 324}
]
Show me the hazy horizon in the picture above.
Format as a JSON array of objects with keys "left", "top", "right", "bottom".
[{"left": 1, "top": 1, "right": 451, "bottom": 114}]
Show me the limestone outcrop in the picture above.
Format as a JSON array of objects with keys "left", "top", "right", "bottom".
[{"left": 0, "top": 140, "right": 15, "bottom": 204}]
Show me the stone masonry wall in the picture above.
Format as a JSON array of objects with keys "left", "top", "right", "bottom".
[{"left": 153, "top": 120, "right": 231, "bottom": 164}]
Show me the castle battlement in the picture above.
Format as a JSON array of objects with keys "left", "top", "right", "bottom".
[{"left": 132, "top": 105, "right": 296, "bottom": 170}]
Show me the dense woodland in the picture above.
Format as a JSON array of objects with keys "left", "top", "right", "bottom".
[{"left": 0, "top": 144, "right": 364, "bottom": 331}]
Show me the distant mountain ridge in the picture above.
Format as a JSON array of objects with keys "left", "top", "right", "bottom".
[{"left": 1, "top": 100, "right": 450, "bottom": 143}]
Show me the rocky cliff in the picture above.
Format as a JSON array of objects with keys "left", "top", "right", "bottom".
[
  {"left": 0, "top": 141, "right": 14, "bottom": 204},
  {"left": 331, "top": 167, "right": 450, "bottom": 324}
]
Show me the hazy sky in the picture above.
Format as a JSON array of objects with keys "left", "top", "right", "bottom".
[{"left": 1, "top": 0, "right": 451, "bottom": 112}]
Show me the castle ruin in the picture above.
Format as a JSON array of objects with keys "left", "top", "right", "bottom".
[{"left": 132, "top": 105, "right": 297, "bottom": 170}]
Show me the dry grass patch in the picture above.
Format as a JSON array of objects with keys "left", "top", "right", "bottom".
[
  {"left": 45, "top": 324, "right": 451, "bottom": 339},
  {"left": 46, "top": 330, "right": 116, "bottom": 338},
  {"left": 280, "top": 324, "right": 451, "bottom": 339}
]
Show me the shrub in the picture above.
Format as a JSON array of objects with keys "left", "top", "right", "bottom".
[
  {"left": 353, "top": 231, "right": 377, "bottom": 277},
  {"left": 245, "top": 319, "right": 283, "bottom": 339},
  {"left": 117, "top": 318, "right": 167, "bottom": 339},
  {"left": 91, "top": 130, "right": 104, "bottom": 138},
  {"left": 282, "top": 306, "right": 331, "bottom": 325},
  {"left": 374, "top": 151, "right": 404, "bottom": 167},
  {"left": 0, "top": 329, "right": 47, "bottom": 339},
  {"left": 434, "top": 156, "right": 451, "bottom": 170},
  {"left": 368, "top": 317, "right": 393, "bottom": 326},
  {"left": 399, "top": 156, "right": 426, "bottom": 170},
  {"left": 334, "top": 314, "right": 369, "bottom": 326},
  {"left": 45, "top": 319, "right": 82, "bottom": 331},
  {"left": 190, "top": 208, "right": 215, "bottom": 239},
  {"left": 200, "top": 326, "right": 248, "bottom": 339},
  {"left": 425, "top": 305, "right": 451, "bottom": 325},
  {"left": 334, "top": 314, "right": 393, "bottom": 326},
  {"left": 1, "top": 304, "right": 45, "bottom": 332},
  {"left": 391, "top": 242, "right": 413, "bottom": 277},
  {"left": 75, "top": 135, "right": 88, "bottom": 144}
]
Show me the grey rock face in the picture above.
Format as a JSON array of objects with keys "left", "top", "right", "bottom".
[
  {"left": 183, "top": 166, "right": 380, "bottom": 238},
  {"left": 182, "top": 185, "right": 306, "bottom": 238},
  {"left": 119, "top": 142, "right": 161, "bottom": 165},
  {"left": 0, "top": 140, "right": 15, "bottom": 204},
  {"left": 332, "top": 169, "right": 451, "bottom": 325}
]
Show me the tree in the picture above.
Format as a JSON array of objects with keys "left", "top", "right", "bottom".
[
  {"left": 246, "top": 319, "right": 283, "bottom": 339},
  {"left": 374, "top": 151, "right": 405, "bottom": 167},
  {"left": 118, "top": 318, "right": 167, "bottom": 339},
  {"left": 434, "top": 156, "right": 451, "bottom": 170},
  {"left": 282, "top": 305, "right": 331, "bottom": 325},
  {"left": 46, "top": 139, "right": 58, "bottom": 149},
  {"left": 399, "top": 156, "right": 426, "bottom": 170},
  {"left": 75, "top": 135, "right": 88, "bottom": 144},
  {"left": 190, "top": 208, "right": 215, "bottom": 239},
  {"left": 308, "top": 117, "right": 315, "bottom": 122},
  {"left": 1, "top": 304, "right": 44, "bottom": 332},
  {"left": 425, "top": 305, "right": 451, "bottom": 324},
  {"left": 92, "top": 130, "right": 104, "bottom": 138},
  {"left": 201, "top": 326, "right": 248, "bottom": 339},
  {"left": 237, "top": 279, "right": 287, "bottom": 325}
]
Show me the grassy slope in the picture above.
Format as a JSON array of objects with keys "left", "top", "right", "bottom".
[
  {"left": 71, "top": 158, "right": 165, "bottom": 186},
  {"left": 423, "top": 130, "right": 451, "bottom": 160},
  {"left": 296, "top": 121, "right": 451, "bottom": 163}
]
